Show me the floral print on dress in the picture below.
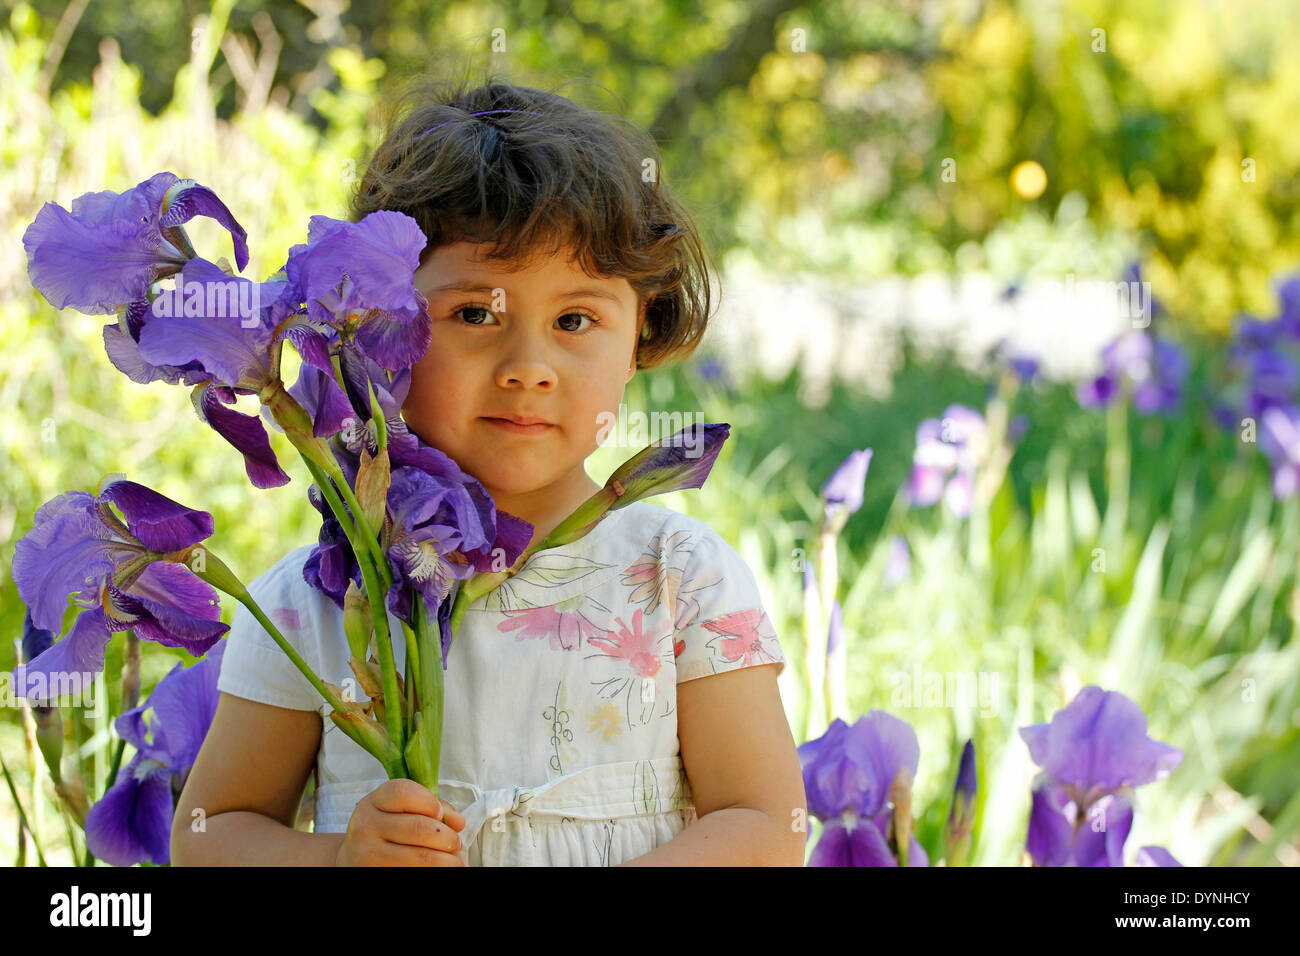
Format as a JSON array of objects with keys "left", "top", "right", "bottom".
[
  {"left": 498, "top": 592, "right": 608, "bottom": 651},
  {"left": 269, "top": 606, "right": 303, "bottom": 631},
  {"left": 700, "top": 608, "right": 783, "bottom": 670},
  {"left": 621, "top": 529, "right": 694, "bottom": 615},
  {"left": 587, "top": 700, "right": 624, "bottom": 742},
  {"left": 542, "top": 681, "right": 581, "bottom": 776},
  {"left": 584, "top": 607, "right": 675, "bottom": 728}
]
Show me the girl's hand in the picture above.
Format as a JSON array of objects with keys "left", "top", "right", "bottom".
[{"left": 335, "top": 779, "right": 468, "bottom": 866}]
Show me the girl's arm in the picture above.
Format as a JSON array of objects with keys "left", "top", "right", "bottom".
[
  {"left": 616, "top": 663, "right": 807, "bottom": 866},
  {"left": 171, "top": 692, "right": 344, "bottom": 866}
]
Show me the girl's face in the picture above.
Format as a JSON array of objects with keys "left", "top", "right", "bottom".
[{"left": 403, "top": 239, "right": 643, "bottom": 534}]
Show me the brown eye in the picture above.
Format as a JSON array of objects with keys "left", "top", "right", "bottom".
[
  {"left": 557, "top": 312, "right": 597, "bottom": 333},
  {"left": 453, "top": 305, "right": 496, "bottom": 326}
]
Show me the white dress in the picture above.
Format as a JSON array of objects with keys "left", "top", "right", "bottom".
[{"left": 217, "top": 499, "right": 787, "bottom": 866}]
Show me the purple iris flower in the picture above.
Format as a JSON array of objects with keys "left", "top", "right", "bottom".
[
  {"left": 1259, "top": 405, "right": 1300, "bottom": 499},
  {"left": 1229, "top": 314, "right": 1280, "bottom": 359},
  {"left": 114, "top": 256, "right": 308, "bottom": 488},
  {"left": 695, "top": 355, "right": 728, "bottom": 386},
  {"left": 1077, "top": 330, "right": 1188, "bottom": 416},
  {"left": 945, "top": 738, "right": 977, "bottom": 864},
  {"left": 907, "top": 405, "right": 986, "bottom": 519},
  {"left": 1020, "top": 686, "right": 1182, "bottom": 867},
  {"left": 1275, "top": 273, "right": 1300, "bottom": 341},
  {"left": 83, "top": 641, "right": 225, "bottom": 866},
  {"left": 11, "top": 479, "right": 228, "bottom": 699},
  {"left": 799, "top": 713, "right": 930, "bottom": 866},
  {"left": 281, "top": 212, "right": 431, "bottom": 372},
  {"left": 302, "top": 481, "right": 364, "bottom": 608},
  {"left": 821, "top": 449, "right": 872, "bottom": 527},
  {"left": 1132, "top": 340, "right": 1189, "bottom": 415},
  {"left": 604, "top": 422, "right": 731, "bottom": 504},
  {"left": 1135, "top": 845, "right": 1184, "bottom": 866},
  {"left": 1242, "top": 349, "right": 1299, "bottom": 420},
  {"left": 383, "top": 464, "right": 531, "bottom": 667},
  {"left": 1026, "top": 776, "right": 1135, "bottom": 866},
  {"left": 988, "top": 337, "right": 1040, "bottom": 384},
  {"left": 22, "top": 171, "right": 248, "bottom": 315},
  {"left": 1010, "top": 356, "right": 1040, "bottom": 383}
]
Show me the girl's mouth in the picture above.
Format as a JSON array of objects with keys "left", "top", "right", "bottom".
[{"left": 482, "top": 417, "right": 554, "bottom": 435}]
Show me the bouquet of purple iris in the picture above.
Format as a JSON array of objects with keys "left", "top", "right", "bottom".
[{"left": 13, "top": 171, "right": 729, "bottom": 859}]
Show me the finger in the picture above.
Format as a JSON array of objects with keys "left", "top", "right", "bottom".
[
  {"left": 440, "top": 807, "right": 467, "bottom": 831},
  {"left": 369, "top": 843, "right": 465, "bottom": 867},
  {"left": 379, "top": 811, "right": 464, "bottom": 854},
  {"left": 369, "top": 778, "right": 442, "bottom": 818}
]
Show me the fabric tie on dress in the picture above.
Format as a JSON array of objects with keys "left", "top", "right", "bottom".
[{"left": 435, "top": 755, "right": 693, "bottom": 856}]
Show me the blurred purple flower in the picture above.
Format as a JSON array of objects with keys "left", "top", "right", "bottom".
[
  {"left": 1275, "top": 273, "right": 1300, "bottom": 341},
  {"left": 986, "top": 337, "right": 1039, "bottom": 384},
  {"left": 1259, "top": 405, "right": 1300, "bottom": 499},
  {"left": 695, "top": 355, "right": 728, "bottom": 386},
  {"left": 84, "top": 641, "right": 226, "bottom": 866},
  {"left": 907, "top": 405, "right": 986, "bottom": 519},
  {"left": 944, "top": 739, "right": 977, "bottom": 865},
  {"left": 821, "top": 449, "right": 872, "bottom": 528},
  {"left": 825, "top": 600, "right": 843, "bottom": 657},
  {"left": 1076, "top": 330, "right": 1187, "bottom": 416},
  {"left": 882, "top": 535, "right": 910, "bottom": 588},
  {"left": 1135, "top": 845, "right": 1184, "bottom": 867},
  {"left": 799, "top": 713, "right": 929, "bottom": 867},
  {"left": 1123, "top": 261, "right": 1165, "bottom": 322},
  {"left": 1020, "top": 686, "right": 1182, "bottom": 867}
]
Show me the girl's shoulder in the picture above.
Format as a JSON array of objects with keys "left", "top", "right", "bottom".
[
  {"left": 468, "top": 501, "right": 749, "bottom": 612},
  {"left": 584, "top": 500, "right": 740, "bottom": 564},
  {"left": 237, "top": 542, "right": 336, "bottom": 628}
]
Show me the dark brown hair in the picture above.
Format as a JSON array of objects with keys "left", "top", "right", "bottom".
[{"left": 347, "top": 69, "right": 716, "bottom": 370}]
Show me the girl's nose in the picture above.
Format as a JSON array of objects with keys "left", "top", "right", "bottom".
[{"left": 493, "top": 331, "right": 558, "bottom": 389}]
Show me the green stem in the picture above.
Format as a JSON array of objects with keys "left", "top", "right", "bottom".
[
  {"left": 297, "top": 453, "right": 406, "bottom": 773},
  {"left": 238, "top": 585, "right": 352, "bottom": 714},
  {"left": 413, "top": 596, "right": 444, "bottom": 794},
  {"left": 104, "top": 738, "right": 126, "bottom": 796},
  {"left": 0, "top": 751, "right": 48, "bottom": 867},
  {"left": 401, "top": 619, "right": 421, "bottom": 723},
  {"left": 318, "top": 452, "right": 394, "bottom": 592},
  {"left": 1102, "top": 395, "right": 1130, "bottom": 555},
  {"left": 302, "top": 455, "right": 360, "bottom": 546}
]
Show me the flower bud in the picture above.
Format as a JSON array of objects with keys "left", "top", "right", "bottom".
[
  {"left": 342, "top": 581, "right": 372, "bottom": 661},
  {"left": 889, "top": 765, "right": 914, "bottom": 866}
]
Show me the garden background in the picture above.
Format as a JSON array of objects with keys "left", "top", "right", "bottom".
[{"left": 2, "top": 0, "right": 1298, "bottom": 866}]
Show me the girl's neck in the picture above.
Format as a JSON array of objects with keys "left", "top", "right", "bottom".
[{"left": 486, "top": 468, "right": 604, "bottom": 551}]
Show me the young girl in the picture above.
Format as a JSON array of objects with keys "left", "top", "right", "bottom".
[{"left": 172, "top": 75, "right": 806, "bottom": 867}]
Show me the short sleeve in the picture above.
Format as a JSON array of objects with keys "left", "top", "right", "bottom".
[
  {"left": 216, "top": 549, "right": 323, "bottom": 712},
  {"left": 671, "top": 525, "right": 786, "bottom": 684}
]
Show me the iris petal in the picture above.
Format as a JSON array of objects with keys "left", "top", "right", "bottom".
[
  {"left": 99, "top": 479, "right": 214, "bottom": 553},
  {"left": 83, "top": 759, "right": 174, "bottom": 866},
  {"left": 12, "top": 490, "right": 127, "bottom": 632},
  {"left": 194, "top": 382, "right": 291, "bottom": 488},
  {"left": 158, "top": 181, "right": 250, "bottom": 272},
  {"left": 11, "top": 607, "right": 114, "bottom": 702}
]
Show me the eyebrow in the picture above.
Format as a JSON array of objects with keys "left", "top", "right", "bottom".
[{"left": 429, "top": 282, "right": 623, "bottom": 305}]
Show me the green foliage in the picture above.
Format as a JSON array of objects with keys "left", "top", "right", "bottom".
[{"left": 2, "top": 0, "right": 1296, "bottom": 867}]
